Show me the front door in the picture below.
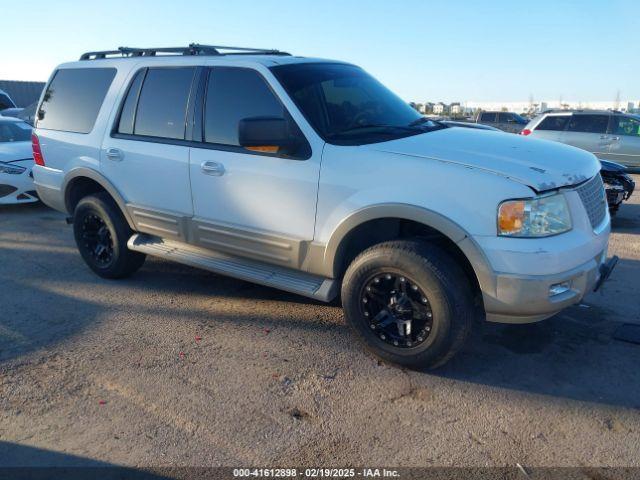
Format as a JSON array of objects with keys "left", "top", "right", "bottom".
[
  {"left": 604, "top": 115, "right": 640, "bottom": 167},
  {"left": 188, "top": 66, "right": 321, "bottom": 268}
]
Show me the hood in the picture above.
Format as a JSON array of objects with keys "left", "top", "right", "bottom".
[
  {"left": 0, "top": 141, "right": 33, "bottom": 164},
  {"left": 372, "top": 127, "right": 601, "bottom": 192},
  {"left": 599, "top": 159, "right": 627, "bottom": 173}
]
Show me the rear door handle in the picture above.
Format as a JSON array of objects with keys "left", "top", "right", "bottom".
[
  {"left": 201, "top": 161, "right": 225, "bottom": 176},
  {"left": 105, "top": 147, "right": 123, "bottom": 161}
]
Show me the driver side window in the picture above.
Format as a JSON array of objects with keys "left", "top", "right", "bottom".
[
  {"left": 204, "top": 67, "right": 285, "bottom": 147},
  {"left": 613, "top": 116, "right": 640, "bottom": 137}
]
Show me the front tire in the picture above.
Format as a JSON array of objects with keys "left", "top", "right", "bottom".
[
  {"left": 341, "top": 240, "right": 474, "bottom": 369},
  {"left": 73, "top": 193, "right": 146, "bottom": 279}
]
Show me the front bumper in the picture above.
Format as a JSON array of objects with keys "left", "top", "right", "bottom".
[
  {"left": 484, "top": 249, "right": 607, "bottom": 323},
  {"left": 0, "top": 160, "right": 38, "bottom": 205}
]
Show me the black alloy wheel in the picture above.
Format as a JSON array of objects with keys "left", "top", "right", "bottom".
[{"left": 360, "top": 272, "right": 434, "bottom": 348}]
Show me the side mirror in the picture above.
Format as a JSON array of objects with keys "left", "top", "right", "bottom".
[{"left": 238, "top": 116, "right": 299, "bottom": 156}]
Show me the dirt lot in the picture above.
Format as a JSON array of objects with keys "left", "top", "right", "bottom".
[{"left": 1, "top": 177, "right": 639, "bottom": 471}]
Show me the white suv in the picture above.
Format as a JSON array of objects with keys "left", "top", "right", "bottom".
[{"left": 32, "top": 44, "right": 616, "bottom": 368}]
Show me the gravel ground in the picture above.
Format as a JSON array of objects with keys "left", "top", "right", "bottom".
[{"left": 0, "top": 177, "right": 639, "bottom": 470}]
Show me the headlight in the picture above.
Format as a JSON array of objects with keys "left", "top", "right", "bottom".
[
  {"left": 0, "top": 162, "right": 27, "bottom": 175},
  {"left": 498, "top": 193, "right": 572, "bottom": 237}
]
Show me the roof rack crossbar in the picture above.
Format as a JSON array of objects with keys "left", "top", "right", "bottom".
[{"left": 80, "top": 43, "right": 291, "bottom": 60}]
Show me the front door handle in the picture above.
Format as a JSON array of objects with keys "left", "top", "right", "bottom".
[
  {"left": 201, "top": 161, "right": 225, "bottom": 176},
  {"left": 105, "top": 147, "right": 123, "bottom": 161}
]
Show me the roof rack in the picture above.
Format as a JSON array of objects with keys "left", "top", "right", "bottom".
[{"left": 80, "top": 43, "right": 291, "bottom": 60}]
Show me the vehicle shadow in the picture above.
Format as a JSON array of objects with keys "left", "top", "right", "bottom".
[
  {"left": 2, "top": 204, "right": 640, "bottom": 410},
  {"left": 0, "top": 242, "right": 336, "bottom": 367},
  {"left": 0, "top": 441, "right": 170, "bottom": 478},
  {"left": 434, "top": 298, "right": 640, "bottom": 409}
]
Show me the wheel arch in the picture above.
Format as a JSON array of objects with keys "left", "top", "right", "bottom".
[
  {"left": 321, "top": 204, "right": 495, "bottom": 303},
  {"left": 63, "top": 167, "right": 135, "bottom": 229}
]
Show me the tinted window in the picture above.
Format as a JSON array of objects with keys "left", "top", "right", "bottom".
[
  {"left": 271, "top": 63, "right": 437, "bottom": 146},
  {"left": 612, "top": 116, "right": 640, "bottom": 137},
  {"left": 536, "top": 115, "right": 570, "bottom": 131},
  {"left": 566, "top": 114, "right": 609, "bottom": 134},
  {"left": 0, "top": 93, "right": 15, "bottom": 110},
  {"left": 204, "top": 67, "right": 284, "bottom": 146},
  {"left": 37, "top": 68, "right": 116, "bottom": 133},
  {"left": 480, "top": 112, "right": 496, "bottom": 122},
  {"left": 0, "top": 121, "right": 31, "bottom": 143},
  {"left": 134, "top": 67, "right": 195, "bottom": 139},
  {"left": 498, "top": 112, "right": 512, "bottom": 122},
  {"left": 117, "top": 69, "right": 146, "bottom": 135}
]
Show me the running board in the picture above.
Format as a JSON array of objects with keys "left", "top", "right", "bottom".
[{"left": 127, "top": 234, "right": 338, "bottom": 302}]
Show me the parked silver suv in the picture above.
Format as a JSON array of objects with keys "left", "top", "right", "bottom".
[
  {"left": 32, "top": 44, "right": 616, "bottom": 369},
  {"left": 522, "top": 110, "right": 640, "bottom": 168}
]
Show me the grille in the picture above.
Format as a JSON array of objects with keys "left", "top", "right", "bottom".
[{"left": 576, "top": 175, "right": 607, "bottom": 229}]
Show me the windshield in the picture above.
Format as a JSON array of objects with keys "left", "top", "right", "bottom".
[
  {"left": 271, "top": 63, "right": 443, "bottom": 145},
  {"left": 0, "top": 121, "right": 32, "bottom": 143},
  {"left": 0, "top": 93, "right": 16, "bottom": 110}
]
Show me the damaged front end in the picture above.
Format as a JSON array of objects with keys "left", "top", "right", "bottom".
[{"left": 600, "top": 160, "right": 636, "bottom": 215}]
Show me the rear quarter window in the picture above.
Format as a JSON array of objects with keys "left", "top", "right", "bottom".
[
  {"left": 535, "top": 115, "right": 570, "bottom": 131},
  {"left": 37, "top": 68, "right": 116, "bottom": 134}
]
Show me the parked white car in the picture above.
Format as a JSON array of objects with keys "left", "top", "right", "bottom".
[
  {"left": 32, "top": 44, "right": 616, "bottom": 368},
  {"left": 0, "top": 117, "right": 37, "bottom": 204}
]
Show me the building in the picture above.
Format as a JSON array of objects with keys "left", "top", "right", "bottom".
[
  {"left": 433, "top": 102, "right": 447, "bottom": 115},
  {"left": 0, "top": 80, "right": 46, "bottom": 108},
  {"left": 449, "top": 102, "right": 464, "bottom": 116}
]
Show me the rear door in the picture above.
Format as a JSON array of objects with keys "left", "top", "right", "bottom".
[
  {"left": 605, "top": 115, "right": 640, "bottom": 167},
  {"left": 102, "top": 67, "right": 197, "bottom": 240},
  {"left": 563, "top": 113, "right": 611, "bottom": 158}
]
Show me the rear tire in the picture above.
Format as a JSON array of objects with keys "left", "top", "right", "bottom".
[
  {"left": 341, "top": 240, "right": 474, "bottom": 369},
  {"left": 73, "top": 192, "right": 146, "bottom": 279}
]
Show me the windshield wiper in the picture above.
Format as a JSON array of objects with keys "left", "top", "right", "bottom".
[
  {"left": 328, "top": 124, "right": 417, "bottom": 137},
  {"left": 408, "top": 117, "right": 445, "bottom": 128}
]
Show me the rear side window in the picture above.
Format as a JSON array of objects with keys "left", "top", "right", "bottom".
[
  {"left": 566, "top": 114, "right": 609, "bottom": 134},
  {"left": 204, "top": 67, "right": 284, "bottom": 146},
  {"left": 498, "top": 112, "right": 513, "bottom": 122},
  {"left": 131, "top": 67, "right": 196, "bottom": 139},
  {"left": 37, "top": 68, "right": 116, "bottom": 133},
  {"left": 536, "top": 115, "right": 570, "bottom": 131},
  {"left": 480, "top": 112, "right": 496, "bottom": 122}
]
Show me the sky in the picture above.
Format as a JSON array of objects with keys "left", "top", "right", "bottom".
[{"left": 2, "top": 0, "right": 638, "bottom": 103}]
